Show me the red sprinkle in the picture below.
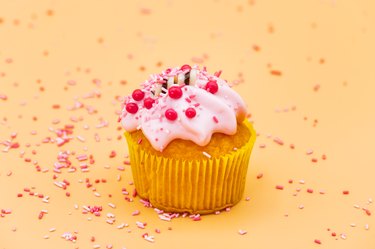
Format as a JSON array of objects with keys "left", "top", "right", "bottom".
[
  {"left": 213, "top": 116, "right": 219, "bottom": 123},
  {"left": 109, "top": 151, "right": 116, "bottom": 158},
  {"left": 205, "top": 80, "right": 219, "bottom": 94},
  {"left": 185, "top": 108, "right": 196, "bottom": 118},
  {"left": 165, "top": 108, "right": 178, "bottom": 121},
  {"left": 256, "top": 173, "right": 263, "bottom": 179},
  {"left": 180, "top": 64, "right": 191, "bottom": 71},
  {"left": 331, "top": 232, "right": 336, "bottom": 237},
  {"left": 314, "top": 239, "right": 321, "bottom": 245},
  {"left": 270, "top": 70, "right": 282, "bottom": 76},
  {"left": 143, "top": 97, "right": 155, "bottom": 109},
  {"left": 126, "top": 103, "right": 138, "bottom": 114},
  {"left": 311, "top": 158, "right": 318, "bottom": 163},
  {"left": 132, "top": 89, "right": 145, "bottom": 101},
  {"left": 343, "top": 190, "right": 349, "bottom": 195},
  {"left": 307, "top": 188, "right": 314, "bottom": 193},
  {"left": 168, "top": 86, "right": 183, "bottom": 99},
  {"left": 275, "top": 185, "right": 284, "bottom": 190}
]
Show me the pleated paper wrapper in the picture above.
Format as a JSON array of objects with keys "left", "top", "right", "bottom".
[{"left": 125, "top": 121, "right": 256, "bottom": 214}]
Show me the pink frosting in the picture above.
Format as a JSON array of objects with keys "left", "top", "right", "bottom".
[{"left": 120, "top": 65, "right": 247, "bottom": 152}]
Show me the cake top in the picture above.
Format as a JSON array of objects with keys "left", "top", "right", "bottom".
[{"left": 119, "top": 65, "right": 247, "bottom": 152}]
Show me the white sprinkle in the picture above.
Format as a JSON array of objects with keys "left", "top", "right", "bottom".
[
  {"left": 202, "top": 151, "right": 211, "bottom": 158},
  {"left": 215, "top": 211, "right": 220, "bottom": 215},
  {"left": 49, "top": 228, "right": 56, "bottom": 232},
  {"left": 106, "top": 219, "right": 115, "bottom": 225},
  {"left": 143, "top": 235, "right": 155, "bottom": 243},
  {"left": 117, "top": 223, "right": 126, "bottom": 229},
  {"left": 108, "top": 203, "right": 116, "bottom": 209},
  {"left": 106, "top": 213, "right": 115, "bottom": 218},
  {"left": 76, "top": 136, "right": 86, "bottom": 142},
  {"left": 93, "top": 245, "right": 101, "bottom": 249},
  {"left": 365, "top": 224, "right": 369, "bottom": 230},
  {"left": 306, "top": 149, "right": 313, "bottom": 155},
  {"left": 94, "top": 192, "right": 101, "bottom": 197},
  {"left": 353, "top": 204, "right": 360, "bottom": 209},
  {"left": 54, "top": 182, "right": 63, "bottom": 188},
  {"left": 158, "top": 215, "right": 171, "bottom": 222},
  {"left": 298, "top": 205, "right": 304, "bottom": 209},
  {"left": 368, "top": 198, "right": 373, "bottom": 204},
  {"left": 238, "top": 229, "right": 247, "bottom": 235},
  {"left": 340, "top": 233, "right": 347, "bottom": 240},
  {"left": 74, "top": 204, "right": 79, "bottom": 209},
  {"left": 44, "top": 235, "right": 49, "bottom": 239},
  {"left": 350, "top": 223, "right": 356, "bottom": 227},
  {"left": 117, "top": 175, "right": 121, "bottom": 181},
  {"left": 299, "top": 180, "right": 305, "bottom": 184}
]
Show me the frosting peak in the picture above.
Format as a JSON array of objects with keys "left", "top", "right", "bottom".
[{"left": 120, "top": 65, "right": 247, "bottom": 151}]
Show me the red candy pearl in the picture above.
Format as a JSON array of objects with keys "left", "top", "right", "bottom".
[
  {"left": 180, "top": 64, "right": 192, "bottom": 71},
  {"left": 165, "top": 108, "right": 178, "bottom": 121},
  {"left": 143, "top": 97, "right": 155, "bottom": 109},
  {"left": 132, "top": 89, "right": 145, "bottom": 101},
  {"left": 126, "top": 103, "right": 138, "bottom": 114},
  {"left": 168, "top": 86, "right": 183, "bottom": 99},
  {"left": 185, "top": 108, "right": 196, "bottom": 118},
  {"left": 205, "top": 80, "right": 219, "bottom": 94}
]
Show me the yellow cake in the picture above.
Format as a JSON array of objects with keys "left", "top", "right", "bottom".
[{"left": 120, "top": 65, "right": 256, "bottom": 214}]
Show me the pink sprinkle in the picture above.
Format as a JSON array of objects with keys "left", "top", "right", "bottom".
[
  {"left": 117, "top": 166, "right": 125, "bottom": 171},
  {"left": 0, "top": 94, "right": 8, "bottom": 100},
  {"left": 259, "top": 143, "right": 266, "bottom": 148},
  {"left": 238, "top": 229, "right": 247, "bottom": 235},
  {"left": 307, "top": 188, "right": 314, "bottom": 193},
  {"left": 137, "top": 138, "right": 142, "bottom": 144},
  {"left": 273, "top": 137, "right": 284, "bottom": 145},
  {"left": 192, "top": 215, "right": 201, "bottom": 221},
  {"left": 132, "top": 210, "right": 140, "bottom": 216},
  {"left": 213, "top": 116, "right": 219, "bottom": 123}
]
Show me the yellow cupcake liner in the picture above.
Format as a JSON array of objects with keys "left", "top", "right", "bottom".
[{"left": 125, "top": 120, "right": 256, "bottom": 214}]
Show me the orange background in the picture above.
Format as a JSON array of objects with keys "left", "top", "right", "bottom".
[{"left": 1, "top": 0, "right": 374, "bottom": 248}]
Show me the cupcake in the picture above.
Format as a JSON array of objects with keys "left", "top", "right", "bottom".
[{"left": 120, "top": 65, "right": 256, "bottom": 214}]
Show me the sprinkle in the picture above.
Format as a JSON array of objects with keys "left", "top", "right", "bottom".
[
  {"left": 259, "top": 143, "right": 266, "bottom": 148},
  {"left": 314, "top": 239, "right": 321, "bottom": 245},
  {"left": 307, "top": 188, "right": 314, "bottom": 193},
  {"left": 306, "top": 149, "right": 313, "bottom": 155},
  {"left": 273, "top": 137, "right": 284, "bottom": 145},
  {"left": 270, "top": 70, "right": 282, "bottom": 76},
  {"left": 343, "top": 190, "right": 350, "bottom": 195},
  {"left": 256, "top": 173, "right": 263, "bottom": 179},
  {"left": 212, "top": 116, "right": 219, "bottom": 123},
  {"left": 340, "top": 233, "right": 347, "bottom": 240},
  {"left": 275, "top": 185, "right": 284, "bottom": 190},
  {"left": 238, "top": 229, "right": 247, "bottom": 235},
  {"left": 311, "top": 158, "right": 318, "bottom": 163},
  {"left": 365, "top": 224, "right": 369, "bottom": 230},
  {"left": 108, "top": 203, "right": 116, "bottom": 209},
  {"left": 132, "top": 210, "right": 140, "bottom": 216},
  {"left": 202, "top": 151, "right": 211, "bottom": 159}
]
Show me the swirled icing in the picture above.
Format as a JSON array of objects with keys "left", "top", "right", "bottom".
[{"left": 120, "top": 65, "right": 247, "bottom": 152}]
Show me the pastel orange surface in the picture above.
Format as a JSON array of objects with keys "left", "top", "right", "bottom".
[{"left": 1, "top": 1, "right": 375, "bottom": 249}]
